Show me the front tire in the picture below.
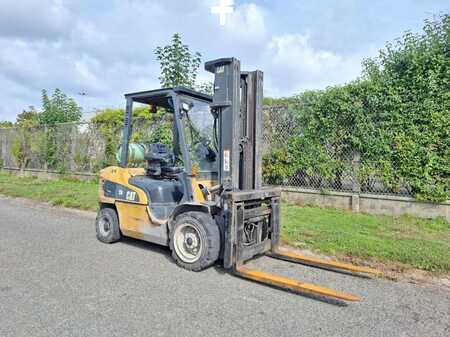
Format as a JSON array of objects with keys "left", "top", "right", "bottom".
[
  {"left": 96, "top": 207, "right": 121, "bottom": 243},
  {"left": 169, "top": 211, "right": 220, "bottom": 271}
]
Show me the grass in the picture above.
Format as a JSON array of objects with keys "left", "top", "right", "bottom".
[
  {"left": 1, "top": 171, "right": 449, "bottom": 274},
  {"left": 281, "top": 203, "right": 450, "bottom": 273},
  {"left": 0, "top": 172, "right": 98, "bottom": 211}
]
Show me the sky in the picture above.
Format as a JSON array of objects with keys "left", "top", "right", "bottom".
[{"left": 0, "top": 0, "right": 448, "bottom": 121}]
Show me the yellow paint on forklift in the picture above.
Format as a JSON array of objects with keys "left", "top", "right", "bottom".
[
  {"left": 99, "top": 166, "right": 148, "bottom": 204},
  {"left": 116, "top": 202, "right": 151, "bottom": 238},
  {"left": 191, "top": 177, "right": 217, "bottom": 202},
  {"left": 98, "top": 193, "right": 115, "bottom": 205}
]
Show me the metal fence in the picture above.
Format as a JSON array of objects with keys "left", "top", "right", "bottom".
[
  {"left": 0, "top": 107, "right": 412, "bottom": 197},
  {"left": 262, "top": 106, "right": 412, "bottom": 196}
]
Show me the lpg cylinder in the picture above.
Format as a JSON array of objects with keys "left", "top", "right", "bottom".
[{"left": 116, "top": 143, "right": 146, "bottom": 163}]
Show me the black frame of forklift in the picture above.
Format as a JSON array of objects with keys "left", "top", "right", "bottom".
[
  {"left": 119, "top": 87, "right": 214, "bottom": 203},
  {"left": 119, "top": 87, "right": 212, "bottom": 175}
]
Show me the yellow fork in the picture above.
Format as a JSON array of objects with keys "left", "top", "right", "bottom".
[
  {"left": 268, "top": 247, "right": 380, "bottom": 276},
  {"left": 234, "top": 265, "right": 361, "bottom": 302}
]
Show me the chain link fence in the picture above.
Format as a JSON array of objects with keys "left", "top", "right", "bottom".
[
  {"left": 0, "top": 117, "right": 173, "bottom": 174},
  {"left": 0, "top": 122, "right": 109, "bottom": 174},
  {"left": 261, "top": 105, "right": 413, "bottom": 196},
  {"left": 0, "top": 107, "right": 413, "bottom": 197}
]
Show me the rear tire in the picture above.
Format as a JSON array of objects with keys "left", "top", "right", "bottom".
[
  {"left": 169, "top": 211, "right": 220, "bottom": 271},
  {"left": 96, "top": 207, "right": 121, "bottom": 243}
]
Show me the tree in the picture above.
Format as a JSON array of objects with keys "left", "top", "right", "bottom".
[
  {"left": 16, "top": 106, "right": 40, "bottom": 127},
  {"left": 39, "top": 88, "right": 82, "bottom": 125},
  {"left": 195, "top": 82, "right": 214, "bottom": 95},
  {"left": 11, "top": 106, "right": 42, "bottom": 171},
  {"left": 0, "top": 121, "right": 13, "bottom": 128},
  {"left": 37, "top": 89, "right": 82, "bottom": 171},
  {"left": 155, "top": 33, "right": 202, "bottom": 89}
]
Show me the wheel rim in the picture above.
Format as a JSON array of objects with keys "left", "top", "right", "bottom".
[
  {"left": 98, "top": 216, "right": 111, "bottom": 237},
  {"left": 173, "top": 223, "right": 203, "bottom": 263}
]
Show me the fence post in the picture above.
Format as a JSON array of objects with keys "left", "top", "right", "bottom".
[
  {"left": 0, "top": 130, "right": 4, "bottom": 168},
  {"left": 44, "top": 125, "right": 48, "bottom": 172},
  {"left": 351, "top": 151, "right": 361, "bottom": 212},
  {"left": 70, "top": 123, "right": 77, "bottom": 172}
]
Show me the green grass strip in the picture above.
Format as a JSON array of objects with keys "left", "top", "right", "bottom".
[{"left": 1, "top": 171, "right": 448, "bottom": 273}]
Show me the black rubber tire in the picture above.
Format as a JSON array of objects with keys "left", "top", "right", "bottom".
[
  {"left": 169, "top": 211, "right": 220, "bottom": 272},
  {"left": 95, "top": 207, "right": 121, "bottom": 243}
]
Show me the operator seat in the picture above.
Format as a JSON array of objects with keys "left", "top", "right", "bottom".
[
  {"left": 144, "top": 143, "right": 183, "bottom": 178},
  {"left": 128, "top": 143, "right": 184, "bottom": 219}
]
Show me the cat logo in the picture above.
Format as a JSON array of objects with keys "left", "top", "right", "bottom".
[{"left": 126, "top": 191, "right": 137, "bottom": 201}]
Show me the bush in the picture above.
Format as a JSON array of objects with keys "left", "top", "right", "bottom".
[{"left": 263, "top": 15, "right": 450, "bottom": 201}]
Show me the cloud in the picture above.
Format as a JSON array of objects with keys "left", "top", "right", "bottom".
[
  {"left": 0, "top": 0, "right": 440, "bottom": 121},
  {"left": 0, "top": 0, "right": 273, "bottom": 121},
  {"left": 0, "top": 73, "right": 42, "bottom": 120},
  {"left": 0, "top": 0, "right": 73, "bottom": 40},
  {"left": 223, "top": 3, "right": 266, "bottom": 40},
  {"left": 0, "top": 38, "right": 103, "bottom": 94},
  {"left": 262, "top": 33, "right": 371, "bottom": 96}
]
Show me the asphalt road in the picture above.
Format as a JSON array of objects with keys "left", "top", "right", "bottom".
[{"left": 0, "top": 196, "right": 449, "bottom": 337}]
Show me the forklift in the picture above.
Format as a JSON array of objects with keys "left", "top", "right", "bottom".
[{"left": 96, "top": 57, "right": 377, "bottom": 302}]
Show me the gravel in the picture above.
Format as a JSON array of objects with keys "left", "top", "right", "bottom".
[{"left": 0, "top": 196, "right": 449, "bottom": 337}]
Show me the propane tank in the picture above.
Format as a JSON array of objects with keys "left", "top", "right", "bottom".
[{"left": 116, "top": 143, "right": 147, "bottom": 163}]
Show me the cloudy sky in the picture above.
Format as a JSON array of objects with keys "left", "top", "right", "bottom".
[{"left": 0, "top": 0, "right": 448, "bottom": 121}]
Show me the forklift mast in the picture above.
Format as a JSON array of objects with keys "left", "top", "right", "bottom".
[
  {"left": 205, "top": 58, "right": 263, "bottom": 191},
  {"left": 206, "top": 58, "right": 281, "bottom": 270}
]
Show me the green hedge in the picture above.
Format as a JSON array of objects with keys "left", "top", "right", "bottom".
[{"left": 263, "top": 15, "right": 449, "bottom": 202}]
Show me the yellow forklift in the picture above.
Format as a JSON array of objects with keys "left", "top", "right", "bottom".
[{"left": 96, "top": 57, "right": 377, "bottom": 302}]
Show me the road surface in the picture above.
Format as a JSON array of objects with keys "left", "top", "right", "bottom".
[{"left": 0, "top": 196, "right": 449, "bottom": 337}]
